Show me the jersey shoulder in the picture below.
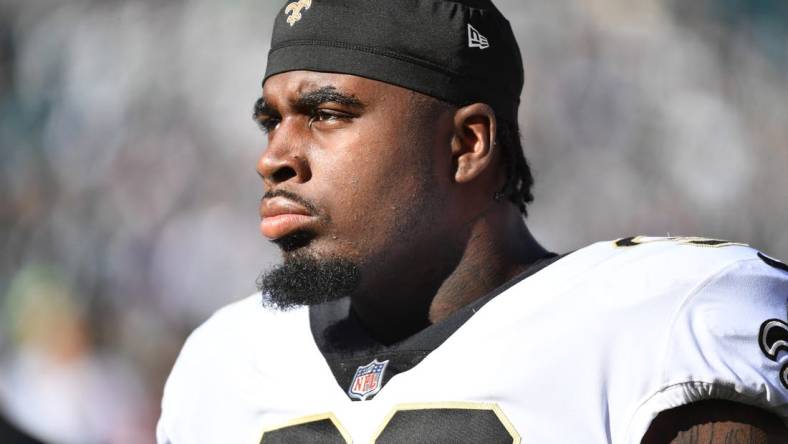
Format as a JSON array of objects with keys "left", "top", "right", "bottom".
[
  {"left": 502, "top": 236, "right": 777, "bottom": 313},
  {"left": 556, "top": 236, "right": 783, "bottom": 306},
  {"left": 584, "top": 235, "right": 766, "bottom": 279},
  {"left": 181, "top": 293, "right": 300, "bottom": 350},
  {"left": 161, "top": 292, "right": 310, "bottom": 391},
  {"left": 594, "top": 237, "right": 788, "bottom": 441},
  {"left": 157, "top": 294, "right": 310, "bottom": 444}
]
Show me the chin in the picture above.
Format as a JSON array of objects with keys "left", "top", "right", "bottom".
[
  {"left": 258, "top": 244, "right": 362, "bottom": 310},
  {"left": 280, "top": 232, "right": 362, "bottom": 263}
]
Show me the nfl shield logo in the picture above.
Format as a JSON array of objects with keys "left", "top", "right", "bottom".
[{"left": 348, "top": 359, "right": 389, "bottom": 401}]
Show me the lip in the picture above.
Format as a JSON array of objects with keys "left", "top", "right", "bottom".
[{"left": 260, "top": 196, "right": 318, "bottom": 240}]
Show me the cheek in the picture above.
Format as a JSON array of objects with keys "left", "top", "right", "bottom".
[{"left": 312, "top": 128, "right": 442, "bottom": 250}]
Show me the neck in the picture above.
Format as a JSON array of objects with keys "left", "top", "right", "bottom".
[
  {"left": 427, "top": 208, "right": 548, "bottom": 323},
  {"left": 350, "top": 205, "right": 549, "bottom": 344}
]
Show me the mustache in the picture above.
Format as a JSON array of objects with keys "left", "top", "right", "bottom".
[{"left": 262, "top": 189, "right": 321, "bottom": 216}]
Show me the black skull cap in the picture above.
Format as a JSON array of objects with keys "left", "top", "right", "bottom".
[{"left": 263, "top": 0, "right": 524, "bottom": 122}]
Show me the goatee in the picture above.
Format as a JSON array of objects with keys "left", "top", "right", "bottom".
[{"left": 257, "top": 253, "right": 361, "bottom": 310}]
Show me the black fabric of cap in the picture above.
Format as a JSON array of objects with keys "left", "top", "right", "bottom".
[{"left": 263, "top": 0, "right": 524, "bottom": 122}]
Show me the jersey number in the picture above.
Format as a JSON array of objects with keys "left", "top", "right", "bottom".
[{"left": 259, "top": 402, "right": 520, "bottom": 444}]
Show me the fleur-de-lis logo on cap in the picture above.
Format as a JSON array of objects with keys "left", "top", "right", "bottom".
[{"left": 285, "top": 0, "right": 312, "bottom": 26}]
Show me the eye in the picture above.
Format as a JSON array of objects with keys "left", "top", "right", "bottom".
[{"left": 310, "top": 109, "right": 353, "bottom": 127}]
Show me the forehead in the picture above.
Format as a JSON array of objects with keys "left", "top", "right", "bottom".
[{"left": 262, "top": 70, "right": 410, "bottom": 105}]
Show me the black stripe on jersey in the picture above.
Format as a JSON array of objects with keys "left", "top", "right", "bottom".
[
  {"left": 309, "top": 253, "right": 563, "bottom": 401},
  {"left": 759, "top": 252, "right": 788, "bottom": 273},
  {"left": 261, "top": 417, "right": 348, "bottom": 444},
  {"left": 375, "top": 407, "right": 516, "bottom": 444}
]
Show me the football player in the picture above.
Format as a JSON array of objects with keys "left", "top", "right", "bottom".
[{"left": 158, "top": 1, "right": 788, "bottom": 443}]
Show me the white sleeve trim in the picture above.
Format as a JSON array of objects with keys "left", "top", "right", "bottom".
[{"left": 625, "top": 380, "right": 788, "bottom": 444}]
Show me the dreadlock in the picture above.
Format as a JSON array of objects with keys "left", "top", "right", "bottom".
[{"left": 496, "top": 119, "right": 534, "bottom": 216}]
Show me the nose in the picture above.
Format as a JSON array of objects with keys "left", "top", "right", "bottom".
[{"left": 256, "top": 126, "right": 312, "bottom": 188}]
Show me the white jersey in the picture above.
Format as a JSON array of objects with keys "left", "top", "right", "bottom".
[{"left": 157, "top": 237, "right": 788, "bottom": 443}]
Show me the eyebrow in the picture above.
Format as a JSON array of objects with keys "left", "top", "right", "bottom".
[
  {"left": 253, "top": 86, "right": 365, "bottom": 123},
  {"left": 294, "top": 86, "right": 364, "bottom": 110}
]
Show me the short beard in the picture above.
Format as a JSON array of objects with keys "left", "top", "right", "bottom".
[{"left": 257, "top": 253, "right": 361, "bottom": 311}]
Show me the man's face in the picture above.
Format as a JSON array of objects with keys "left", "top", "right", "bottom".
[{"left": 255, "top": 71, "right": 458, "bottom": 306}]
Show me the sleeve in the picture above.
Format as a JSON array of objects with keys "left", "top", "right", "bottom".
[{"left": 627, "top": 254, "right": 788, "bottom": 442}]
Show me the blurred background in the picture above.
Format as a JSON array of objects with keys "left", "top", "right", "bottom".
[{"left": 0, "top": 0, "right": 786, "bottom": 442}]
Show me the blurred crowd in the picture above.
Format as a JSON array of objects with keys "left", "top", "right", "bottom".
[{"left": 0, "top": 0, "right": 786, "bottom": 442}]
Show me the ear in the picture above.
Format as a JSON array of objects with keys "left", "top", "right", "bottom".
[{"left": 450, "top": 103, "right": 497, "bottom": 184}]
